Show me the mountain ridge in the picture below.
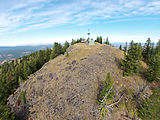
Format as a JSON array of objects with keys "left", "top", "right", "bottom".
[{"left": 7, "top": 43, "right": 151, "bottom": 120}]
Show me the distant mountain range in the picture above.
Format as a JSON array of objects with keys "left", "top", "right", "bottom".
[
  {"left": 0, "top": 42, "right": 146, "bottom": 65},
  {"left": 0, "top": 45, "right": 53, "bottom": 65},
  {"left": 110, "top": 42, "right": 145, "bottom": 48}
]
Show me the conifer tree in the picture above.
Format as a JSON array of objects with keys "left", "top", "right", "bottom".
[
  {"left": 45, "top": 47, "right": 51, "bottom": 62},
  {"left": 99, "top": 36, "right": 102, "bottom": 44},
  {"left": 77, "top": 38, "right": 82, "bottom": 43},
  {"left": 18, "top": 76, "right": 24, "bottom": 84},
  {"left": 95, "top": 37, "right": 99, "bottom": 43},
  {"left": 50, "top": 42, "right": 63, "bottom": 60},
  {"left": 124, "top": 42, "right": 127, "bottom": 52},
  {"left": 63, "top": 41, "right": 70, "bottom": 53},
  {"left": 37, "top": 50, "right": 45, "bottom": 67},
  {"left": 142, "top": 38, "right": 152, "bottom": 64},
  {"left": 65, "top": 51, "right": 69, "bottom": 57},
  {"left": 50, "top": 50, "right": 54, "bottom": 60},
  {"left": 155, "top": 39, "right": 160, "bottom": 55},
  {"left": 95, "top": 36, "right": 102, "bottom": 44},
  {"left": 150, "top": 43, "right": 155, "bottom": 57},
  {"left": 121, "top": 41, "right": 142, "bottom": 76},
  {"left": 146, "top": 54, "right": 160, "bottom": 82},
  {"left": 97, "top": 72, "right": 114, "bottom": 104},
  {"left": 19, "top": 63, "right": 24, "bottom": 78},
  {"left": 14, "top": 65, "right": 19, "bottom": 78},
  {"left": 71, "top": 39, "right": 76, "bottom": 45},
  {"left": 105, "top": 37, "right": 109, "bottom": 45},
  {"left": 23, "top": 61, "right": 31, "bottom": 78},
  {"left": 128, "top": 41, "right": 143, "bottom": 61},
  {"left": 119, "top": 45, "right": 122, "bottom": 50},
  {"left": 121, "top": 53, "right": 136, "bottom": 76}
]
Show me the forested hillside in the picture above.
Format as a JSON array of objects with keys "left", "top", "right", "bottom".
[
  {"left": 120, "top": 38, "right": 160, "bottom": 120},
  {"left": 0, "top": 40, "right": 71, "bottom": 119},
  {"left": 0, "top": 45, "right": 53, "bottom": 65}
]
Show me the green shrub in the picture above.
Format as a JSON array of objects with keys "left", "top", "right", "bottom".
[
  {"left": 19, "top": 90, "right": 26, "bottom": 104},
  {"left": 97, "top": 72, "right": 114, "bottom": 119},
  {"left": 138, "top": 88, "right": 160, "bottom": 120},
  {"left": 97, "top": 72, "right": 114, "bottom": 104},
  {"left": 0, "top": 105, "right": 19, "bottom": 120},
  {"left": 65, "top": 51, "right": 69, "bottom": 57}
]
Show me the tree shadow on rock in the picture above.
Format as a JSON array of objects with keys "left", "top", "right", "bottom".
[
  {"left": 114, "top": 57, "right": 122, "bottom": 70},
  {"left": 11, "top": 98, "right": 31, "bottom": 120}
]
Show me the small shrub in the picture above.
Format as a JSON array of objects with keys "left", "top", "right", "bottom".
[
  {"left": 65, "top": 51, "right": 69, "bottom": 57},
  {"left": 97, "top": 72, "right": 114, "bottom": 119},
  {"left": 138, "top": 88, "right": 160, "bottom": 120},
  {"left": 97, "top": 72, "right": 114, "bottom": 104},
  {"left": 19, "top": 90, "right": 26, "bottom": 104},
  {"left": 18, "top": 76, "right": 25, "bottom": 85}
]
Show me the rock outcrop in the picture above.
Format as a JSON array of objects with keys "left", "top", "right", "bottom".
[{"left": 7, "top": 43, "right": 150, "bottom": 120}]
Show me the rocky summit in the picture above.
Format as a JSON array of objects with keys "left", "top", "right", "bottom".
[{"left": 7, "top": 43, "right": 150, "bottom": 120}]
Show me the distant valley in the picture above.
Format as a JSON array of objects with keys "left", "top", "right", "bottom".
[{"left": 0, "top": 45, "right": 53, "bottom": 65}]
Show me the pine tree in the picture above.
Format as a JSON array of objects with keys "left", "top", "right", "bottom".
[
  {"left": 150, "top": 43, "right": 155, "bottom": 57},
  {"left": 18, "top": 76, "right": 24, "bottom": 84},
  {"left": 37, "top": 50, "right": 45, "bottom": 67},
  {"left": 142, "top": 38, "right": 152, "bottom": 64},
  {"left": 119, "top": 45, "right": 122, "bottom": 50},
  {"left": 50, "top": 50, "right": 54, "bottom": 60},
  {"left": 121, "top": 53, "right": 136, "bottom": 76},
  {"left": 45, "top": 47, "right": 51, "bottom": 62},
  {"left": 65, "top": 51, "right": 69, "bottom": 57},
  {"left": 97, "top": 72, "right": 114, "bottom": 104},
  {"left": 19, "top": 63, "right": 24, "bottom": 78},
  {"left": 146, "top": 54, "right": 160, "bottom": 82},
  {"left": 124, "top": 42, "right": 127, "bottom": 52},
  {"left": 95, "top": 36, "right": 102, "bottom": 44},
  {"left": 95, "top": 36, "right": 99, "bottom": 43},
  {"left": 99, "top": 36, "right": 102, "bottom": 44},
  {"left": 128, "top": 41, "right": 143, "bottom": 61},
  {"left": 50, "top": 42, "right": 63, "bottom": 60},
  {"left": 71, "top": 39, "right": 76, "bottom": 45},
  {"left": 155, "top": 39, "right": 160, "bottom": 55},
  {"left": 121, "top": 41, "right": 142, "bottom": 76},
  {"left": 23, "top": 61, "right": 31, "bottom": 78},
  {"left": 105, "top": 37, "right": 109, "bottom": 45},
  {"left": 63, "top": 41, "right": 70, "bottom": 53},
  {"left": 77, "top": 38, "right": 82, "bottom": 43}
]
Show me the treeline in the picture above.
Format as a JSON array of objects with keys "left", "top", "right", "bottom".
[
  {"left": 0, "top": 40, "right": 73, "bottom": 119},
  {"left": 120, "top": 38, "right": 160, "bottom": 120},
  {"left": 70, "top": 36, "right": 110, "bottom": 45},
  {"left": 120, "top": 38, "right": 160, "bottom": 82},
  {"left": 95, "top": 36, "right": 109, "bottom": 45}
]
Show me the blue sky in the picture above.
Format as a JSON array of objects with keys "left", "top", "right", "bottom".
[{"left": 0, "top": 0, "right": 160, "bottom": 46}]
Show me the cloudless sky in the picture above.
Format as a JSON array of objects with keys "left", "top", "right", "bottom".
[{"left": 0, "top": 0, "right": 160, "bottom": 46}]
